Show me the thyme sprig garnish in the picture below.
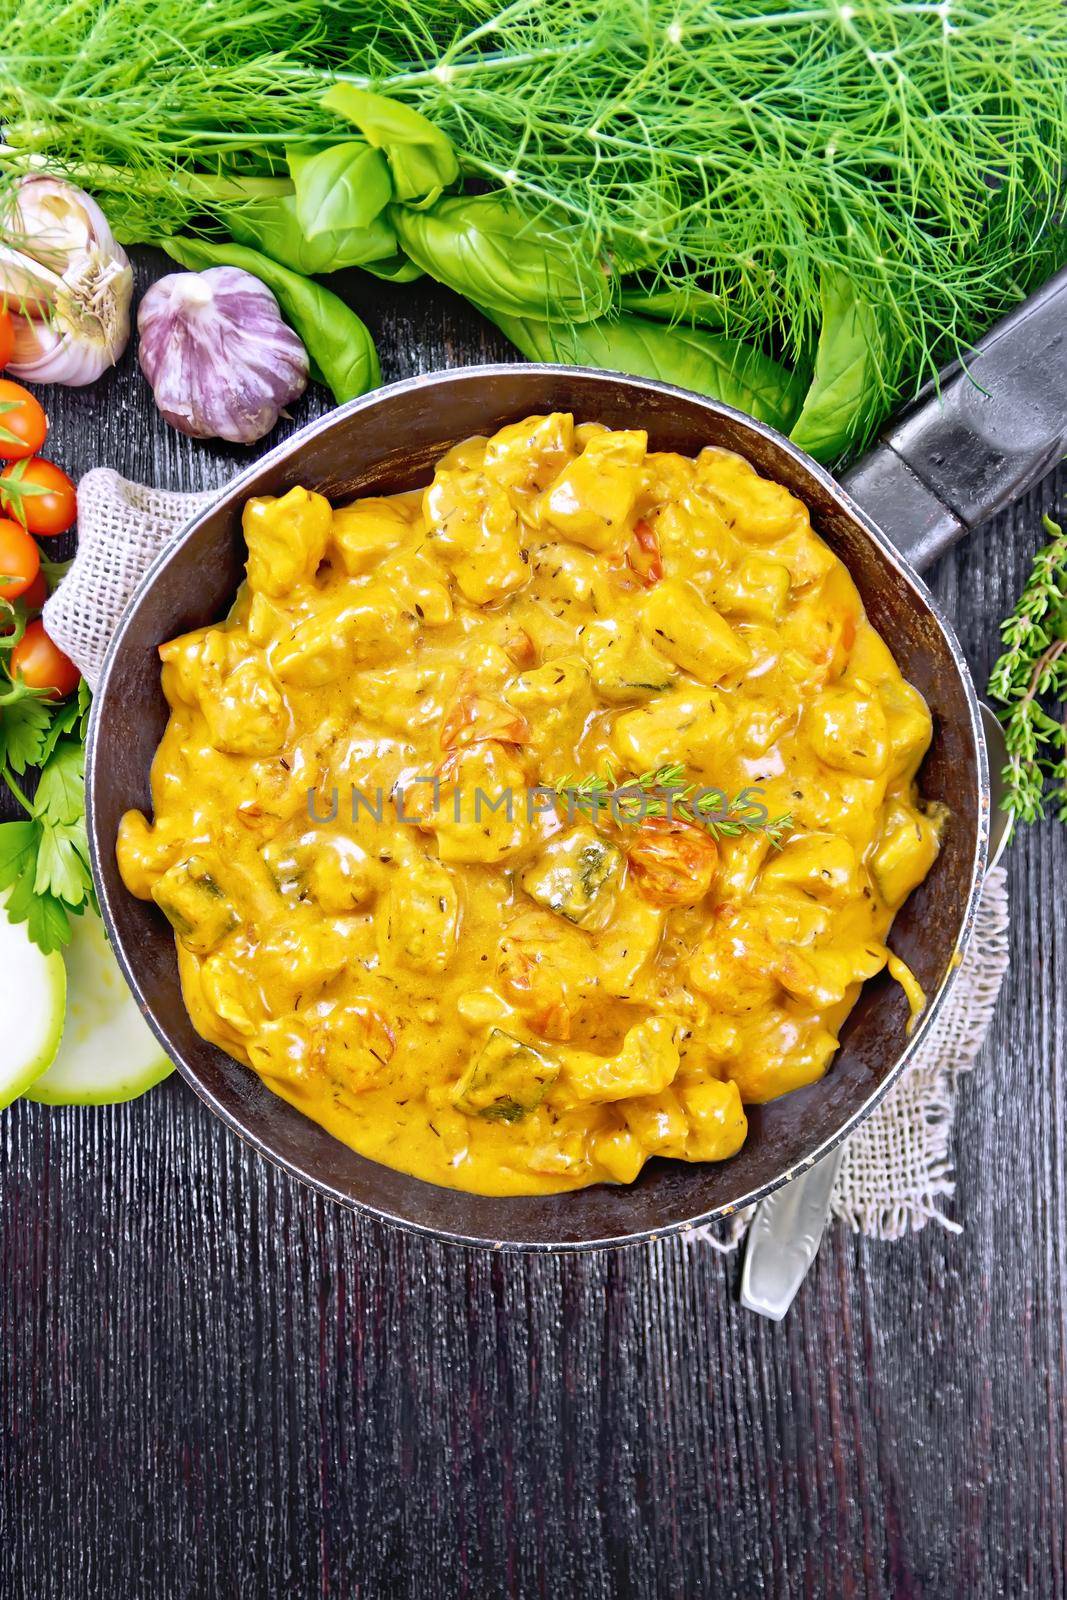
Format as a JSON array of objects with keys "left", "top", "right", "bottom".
[
  {"left": 988, "top": 515, "right": 1067, "bottom": 828},
  {"left": 555, "top": 763, "right": 793, "bottom": 847}
]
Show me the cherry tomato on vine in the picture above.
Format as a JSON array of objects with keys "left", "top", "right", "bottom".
[
  {"left": 0, "top": 457, "right": 76, "bottom": 536},
  {"left": 0, "top": 378, "right": 48, "bottom": 462},
  {"left": 0, "top": 567, "right": 45, "bottom": 637},
  {"left": 0, "top": 310, "right": 12, "bottom": 372},
  {"left": 0, "top": 516, "right": 41, "bottom": 601},
  {"left": 18, "top": 569, "right": 48, "bottom": 613},
  {"left": 9, "top": 619, "right": 81, "bottom": 699}
]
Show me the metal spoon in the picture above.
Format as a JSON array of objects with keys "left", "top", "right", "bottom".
[{"left": 739, "top": 704, "right": 1012, "bottom": 1320}]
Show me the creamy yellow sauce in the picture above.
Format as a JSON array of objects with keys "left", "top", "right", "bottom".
[{"left": 116, "top": 416, "right": 942, "bottom": 1196}]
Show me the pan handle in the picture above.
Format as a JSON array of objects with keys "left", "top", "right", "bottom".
[{"left": 842, "top": 265, "right": 1067, "bottom": 574}]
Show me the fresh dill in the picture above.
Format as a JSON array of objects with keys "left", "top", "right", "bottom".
[
  {"left": 1, "top": 0, "right": 1065, "bottom": 450},
  {"left": 988, "top": 515, "right": 1067, "bottom": 828},
  {"left": 555, "top": 763, "right": 794, "bottom": 847}
]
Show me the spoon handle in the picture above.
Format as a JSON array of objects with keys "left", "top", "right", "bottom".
[{"left": 739, "top": 1146, "right": 846, "bottom": 1320}]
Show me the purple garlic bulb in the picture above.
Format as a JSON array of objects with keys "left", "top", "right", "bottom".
[{"left": 137, "top": 267, "right": 309, "bottom": 444}]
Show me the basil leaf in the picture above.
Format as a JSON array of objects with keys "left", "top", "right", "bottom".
[
  {"left": 394, "top": 196, "right": 612, "bottom": 323},
  {"left": 288, "top": 141, "right": 393, "bottom": 239},
  {"left": 226, "top": 193, "right": 400, "bottom": 275},
  {"left": 619, "top": 283, "right": 729, "bottom": 330},
  {"left": 322, "top": 85, "right": 458, "bottom": 205},
  {"left": 161, "top": 236, "right": 381, "bottom": 403},
  {"left": 358, "top": 252, "right": 423, "bottom": 284},
  {"left": 486, "top": 309, "right": 804, "bottom": 433},
  {"left": 789, "top": 275, "right": 887, "bottom": 463}
]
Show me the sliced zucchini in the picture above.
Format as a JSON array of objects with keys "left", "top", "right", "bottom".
[
  {"left": 451, "top": 1029, "right": 559, "bottom": 1122},
  {"left": 27, "top": 910, "right": 173, "bottom": 1106},
  {"left": 261, "top": 830, "right": 377, "bottom": 913},
  {"left": 521, "top": 827, "right": 624, "bottom": 930},
  {"left": 0, "top": 891, "right": 66, "bottom": 1110}
]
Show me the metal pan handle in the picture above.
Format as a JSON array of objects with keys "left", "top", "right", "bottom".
[{"left": 842, "top": 265, "right": 1067, "bottom": 574}]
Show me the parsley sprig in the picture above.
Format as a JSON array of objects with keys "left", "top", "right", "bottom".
[
  {"left": 555, "top": 762, "right": 794, "bottom": 847},
  {"left": 0, "top": 594, "right": 93, "bottom": 952},
  {"left": 988, "top": 515, "right": 1067, "bottom": 829}
]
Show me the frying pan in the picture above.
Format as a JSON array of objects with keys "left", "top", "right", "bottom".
[{"left": 85, "top": 268, "right": 1067, "bottom": 1251}]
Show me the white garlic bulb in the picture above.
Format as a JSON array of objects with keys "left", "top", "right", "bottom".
[{"left": 0, "top": 176, "right": 133, "bottom": 386}]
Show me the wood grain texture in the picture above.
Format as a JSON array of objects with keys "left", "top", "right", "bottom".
[{"left": 1, "top": 250, "right": 1064, "bottom": 1600}]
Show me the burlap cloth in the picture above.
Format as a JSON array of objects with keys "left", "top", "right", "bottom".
[{"left": 48, "top": 467, "right": 1011, "bottom": 1241}]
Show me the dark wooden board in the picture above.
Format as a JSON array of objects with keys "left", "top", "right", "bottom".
[{"left": 2, "top": 250, "right": 1064, "bottom": 1600}]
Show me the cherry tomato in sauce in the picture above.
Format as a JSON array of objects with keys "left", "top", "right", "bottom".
[
  {"left": 628, "top": 817, "right": 720, "bottom": 906},
  {"left": 625, "top": 519, "right": 664, "bottom": 587}
]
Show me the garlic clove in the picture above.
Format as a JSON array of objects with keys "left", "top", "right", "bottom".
[
  {"left": 8, "top": 310, "right": 63, "bottom": 367},
  {"left": 0, "top": 239, "right": 60, "bottom": 316},
  {"left": 6, "top": 176, "right": 121, "bottom": 272}
]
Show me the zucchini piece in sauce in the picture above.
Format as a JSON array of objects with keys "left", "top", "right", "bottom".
[
  {"left": 581, "top": 616, "right": 676, "bottom": 703},
  {"left": 451, "top": 1029, "right": 560, "bottom": 1122},
  {"left": 521, "top": 827, "right": 624, "bottom": 931},
  {"left": 151, "top": 855, "right": 238, "bottom": 954}
]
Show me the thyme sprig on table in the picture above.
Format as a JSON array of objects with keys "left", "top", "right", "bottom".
[
  {"left": 988, "top": 515, "right": 1067, "bottom": 828},
  {"left": 555, "top": 763, "right": 793, "bottom": 847}
]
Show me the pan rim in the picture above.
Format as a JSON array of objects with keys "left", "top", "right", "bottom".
[{"left": 85, "top": 363, "right": 990, "bottom": 1251}]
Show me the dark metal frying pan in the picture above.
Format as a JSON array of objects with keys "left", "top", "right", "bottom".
[{"left": 85, "top": 269, "right": 1067, "bottom": 1251}]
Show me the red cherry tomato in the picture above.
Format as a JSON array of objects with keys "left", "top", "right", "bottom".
[
  {"left": 0, "top": 457, "right": 76, "bottom": 536},
  {"left": 9, "top": 619, "right": 81, "bottom": 699},
  {"left": 625, "top": 519, "right": 664, "bottom": 587},
  {"left": 0, "top": 516, "right": 41, "bottom": 601},
  {"left": 19, "top": 569, "right": 48, "bottom": 612},
  {"left": 628, "top": 817, "right": 720, "bottom": 907},
  {"left": 0, "top": 310, "right": 12, "bottom": 372},
  {"left": 0, "top": 378, "right": 48, "bottom": 462}
]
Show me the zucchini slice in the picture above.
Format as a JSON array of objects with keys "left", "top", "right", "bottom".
[
  {"left": 0, "top": 891, "right": 66, "bottom": 1109},
  {"left": 521, "top": 827, "right": 624, "bottom": 930},
  {"left": 451, "top": 1029, "right": 559, "bottom": 1122},
  {"left": 26, "top": 911, "right": 173, "bottom": 1106}
]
